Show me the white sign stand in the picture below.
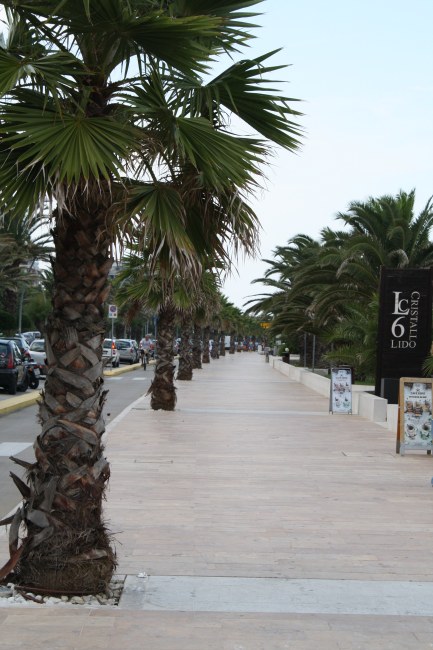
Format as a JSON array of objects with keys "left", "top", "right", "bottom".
[
  {"left": 398, "top": 378, "right": 433, "bottom": 455},
  {"left": 329, "top": 367, "right": 352, "bottom": 414}
]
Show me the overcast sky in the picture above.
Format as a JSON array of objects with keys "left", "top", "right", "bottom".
[{"left": 221, "top": 0, "right": 433, "bottom": 308}]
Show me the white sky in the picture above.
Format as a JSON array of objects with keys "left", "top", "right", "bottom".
[
  {"left": 222, "top": 0, "right": 433, "bottom": 308},
  {"left": 1, "top": 1, "right": 431, "bottom": 310}
]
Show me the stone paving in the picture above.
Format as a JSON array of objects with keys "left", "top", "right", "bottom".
[{"left": 1, "top": 352, "right": 433, "bottom": 648}]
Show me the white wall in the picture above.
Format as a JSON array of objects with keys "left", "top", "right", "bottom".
[{"left": 271, "top": 358, "right": 394, "bottom": 430}]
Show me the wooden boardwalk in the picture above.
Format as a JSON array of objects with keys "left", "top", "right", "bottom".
[{"left": 1, "top": 352, "right": 433, "bottom": 648}]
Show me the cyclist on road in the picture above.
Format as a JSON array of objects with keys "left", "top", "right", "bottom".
[{"left": 139, "top": 335, "right": 152, "bottom": 367}]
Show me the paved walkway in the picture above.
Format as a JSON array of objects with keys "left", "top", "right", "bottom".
[{"left": 1, "top": 353, "right": 433, "bottom": 648}]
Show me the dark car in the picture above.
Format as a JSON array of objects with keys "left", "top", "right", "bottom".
[
  {"left": 0, "top": 338, "right": 27, "bottom": 394},
  {"left": 116, "top": 339, "right": 140, "bottom": 364}
]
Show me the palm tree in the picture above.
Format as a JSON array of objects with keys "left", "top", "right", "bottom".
[
  {"left": 246, "top": 234, "right": 323, "bottom": 361},
  {"left": 307, "top": 191, "right": 433, "bottom": 370},
  {"left": 150, "top": 299, "right": 178, "bottom": 410},
  {"left": 216, "top": 297, "right": 237, "bottom": 355},
  {"left": 0, "top": 209, "right": 52, "bottom": 324},
  {"left": 308, "top": 191, "right": 433, "bottom": 322},
  {"left": 114, "top": 245, "right": 185, "bottom": 411},
  {"left": 322, "top": 297, "right": 379, "bottom": 381},
  {"left": 0, "top": 1, "right": 302, "bottom": 594},
  {"left": 249, "top": 190, "right": 433, "bottom": 375},
  {"left": 177, "top": 311, "right": 194, "bottom": 380}
]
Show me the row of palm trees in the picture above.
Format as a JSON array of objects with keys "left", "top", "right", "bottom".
[
  {"left": 247, "top": 190, "right": 433, "bottom": 381},
  {"left": 0, "top": 2, "right": 302, "bottom": 594},
  {"left": 112, "top": 245, "right": 262, "bottom": 409}
]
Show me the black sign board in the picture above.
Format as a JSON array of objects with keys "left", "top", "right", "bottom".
[{"left": 375, "top": 268, "right": 433, "bottom": 399}]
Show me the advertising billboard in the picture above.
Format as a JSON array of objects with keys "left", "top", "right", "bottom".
[{"left": 375, "top": 269, "right": 432, "bottom": 400}]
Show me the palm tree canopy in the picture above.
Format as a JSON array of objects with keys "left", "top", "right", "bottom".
[
  {"left": 0, "top": 1, "right": 303, "bottom": 281},
  {"left": 0, "top": 1, "right": 302, "bottom": 207}
]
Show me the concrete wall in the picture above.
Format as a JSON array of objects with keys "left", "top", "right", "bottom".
[{"left": 271, "top": 358, "right": 394, "bottom": 430}]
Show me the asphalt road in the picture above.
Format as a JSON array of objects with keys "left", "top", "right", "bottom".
[{"left": 0, "top": 365, "right": 153, "bottom": 520}]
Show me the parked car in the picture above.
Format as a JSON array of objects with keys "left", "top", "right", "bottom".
[
  {"left": 116, "top": 339, "right": 140, "bottom": 364},
  {"left": 22, "top": 331, "right": 41, "bottom": 344},
  {"left": 0, "top": 338, "right": 28, "bottom": 394},
  {"left": 29, "top": 338, "right": 48, "bottom": 375},
  {"left": 8, "top": 335, "right": 31, "bottom": 360},
  {"left": 102, "top": 338, "right": 120, "bottom": 367}
]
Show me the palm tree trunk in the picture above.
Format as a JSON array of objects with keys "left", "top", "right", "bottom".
[
  {"left": 229, "top": 331, "right": 235, "bottom": 354},
  {"left": 149, "top": 302, "right": 176, "bottom": 410},
  {"left": 177, "top": 316, "right": 193, "bottom": 380},
  {"left": 210, "top": 329, "right": 219, "bottom": 359},
  {"left": 4, "top": 197, "right": 116, "bottom": 594},
  {"left": 202, "top": 326, "right": 210, "bottom": 363},
  {"left": 192, "top": 322, "right": 202, "bottom": 369},
  {"left": 219, "top": 330, "right": 226, "bottom": 356},
  {"left": 300, "top": 332, "right": 314, "bottom": 368}
]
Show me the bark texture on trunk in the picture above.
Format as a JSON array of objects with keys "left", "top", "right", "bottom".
[
  {"left": 177, "top": 317, "right": 193, "bottom": 380},
  {"left": 210, "top": 329, "right": 219, "bottom": 359},
  {"left": 149, "top": 303, "right": 176, "bottom": 411},
  {"left": 192, "top": 322, "right": 202, "bottom": 369},
  {"left": 229, "top": 331, "right": 235, "bottom": 354},
  {"left": 219, "top": 330, "right": 226, "bottom": 356},
  {"left": 2, "top": 197, "right": 116, "bottom": 594},
  {"left": 202, "top": 326, "right": 210, "bottom": 364}
]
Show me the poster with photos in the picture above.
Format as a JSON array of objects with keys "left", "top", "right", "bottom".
[
  {"left": 330, "top": 367, "right": 352, "bottom": 414},
  {"left": 398, "top": 378, "right": 433, "bottom": 455}
]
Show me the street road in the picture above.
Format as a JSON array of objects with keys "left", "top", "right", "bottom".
[{"left": 0, "top": 366, "right": 153, "bottom": 519}]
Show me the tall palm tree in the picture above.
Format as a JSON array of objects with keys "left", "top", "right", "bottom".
[
  {"left": 216, "top": 296, "right": 237, "bottom": 354},
  {"left": 114, "top": 245, "right": 184, "bottom": 410},
  {"left": 0, "top": 1, "right": 302, "bottom": 594},
  {"left": 246, "top": 234, "right": 323, "bottom": 358}
]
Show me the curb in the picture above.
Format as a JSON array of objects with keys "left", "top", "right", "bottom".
[
  {"left": 0, "top": 363, "right": 153, "bottom": 415},
  {"left": 104, "top": 360, "right": 156, "bottom": 376},
  {"left": 0, "top": 390, "right": 40, "bottom": 416},
  {"left": 103, "top": 362, "right": 143, "bottom": 377}
]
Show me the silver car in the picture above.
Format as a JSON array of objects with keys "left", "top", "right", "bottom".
[
  {"left": 116, "top": 339, "right": 140, "bottom": 364},
  {"left": 29, "top": 338, "right": 48, "bottom": 375},
  {"left": 102, "top": 338, "right": 120, "bottom": 367}
]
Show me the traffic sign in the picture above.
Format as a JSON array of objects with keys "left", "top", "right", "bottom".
[{"left": 108, "top": 304, "right": 117, "bottom": 319}]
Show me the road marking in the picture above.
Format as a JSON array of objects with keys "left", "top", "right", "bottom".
[{"left": 0, "top": 442, "right": 32, "bottom": 456}]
